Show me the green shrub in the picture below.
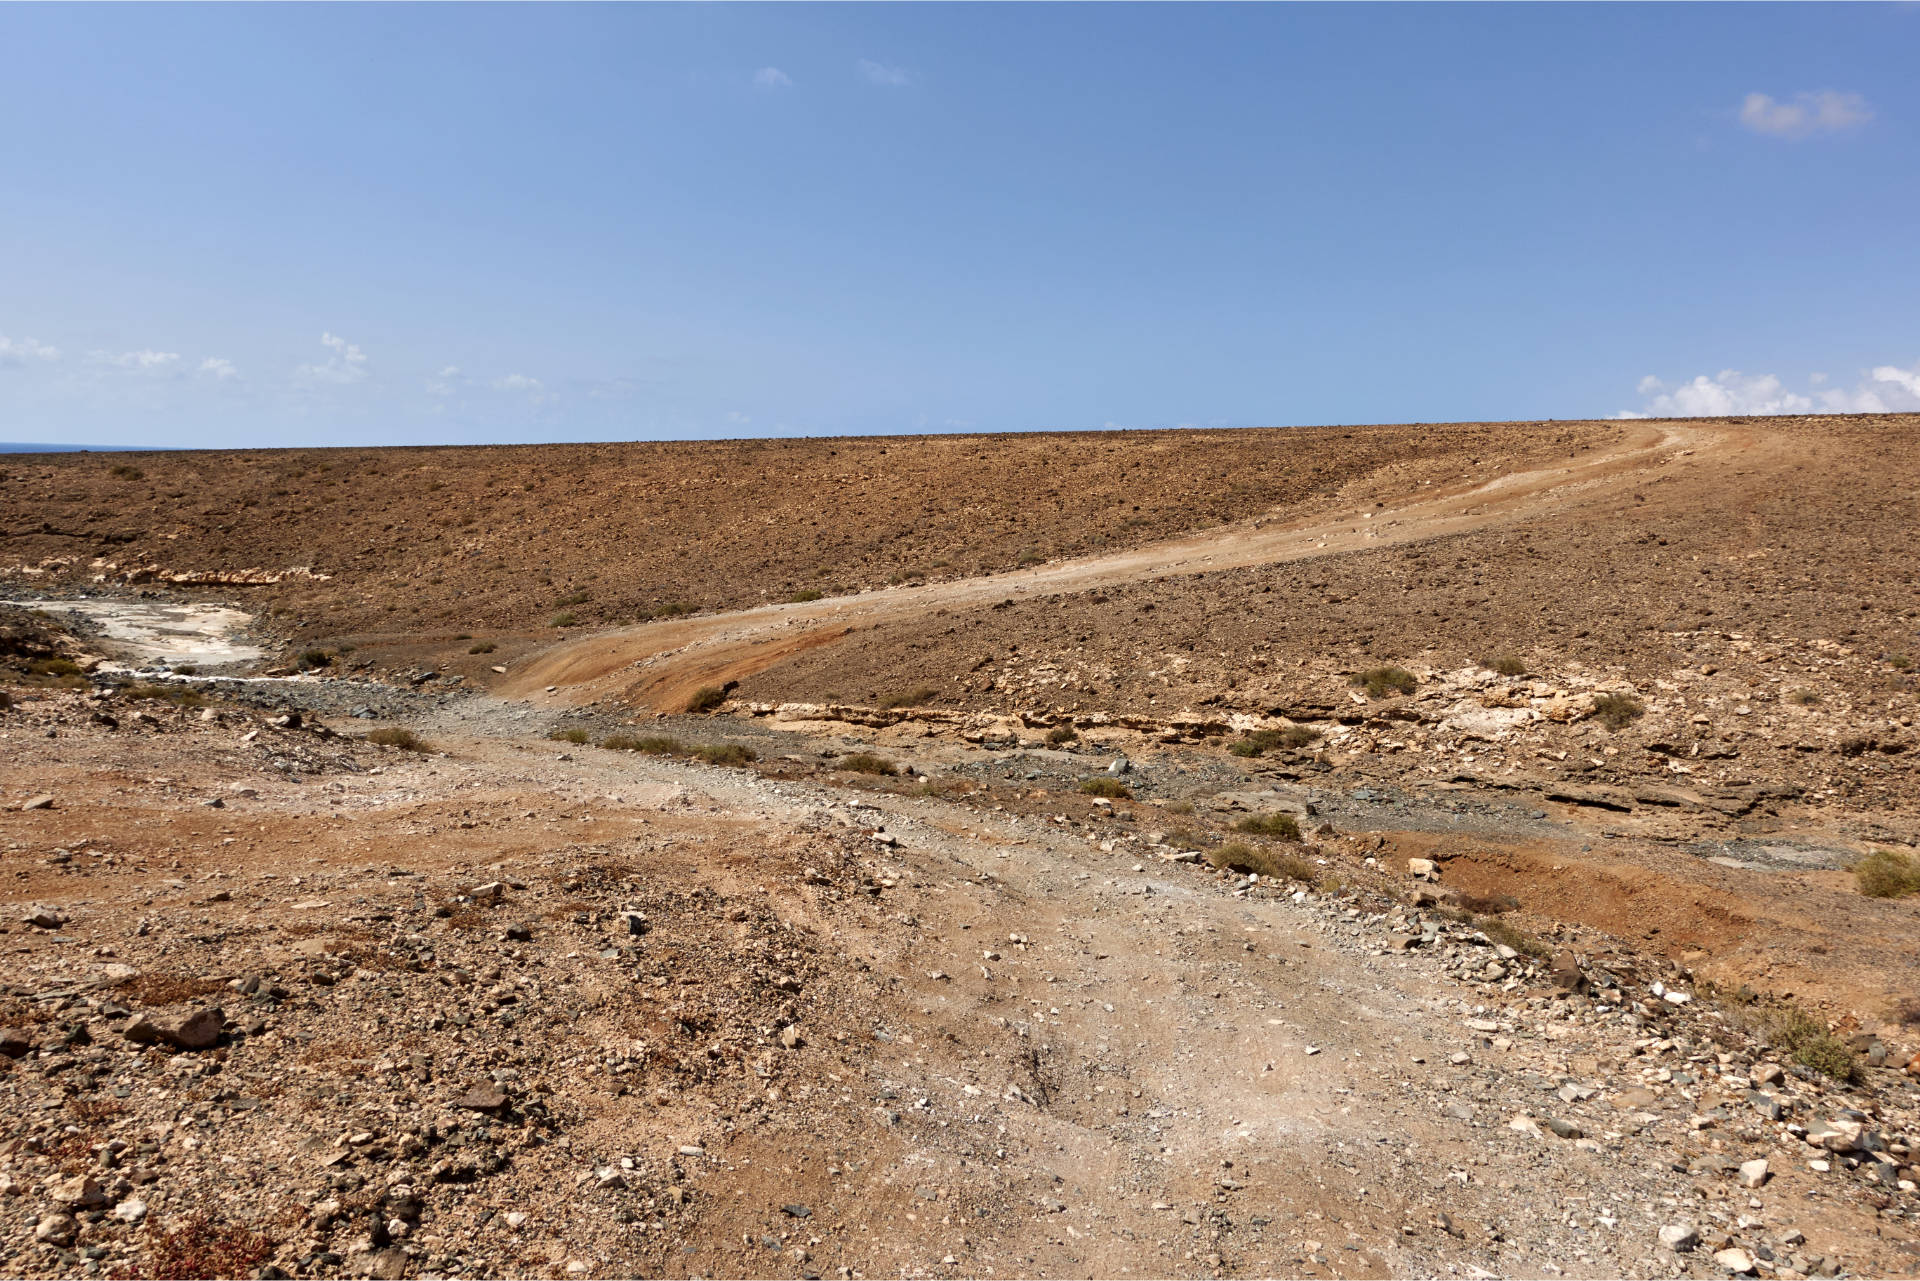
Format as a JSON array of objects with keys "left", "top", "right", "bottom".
[
  {"left": 879, "top": 687, "right": 937, "bottom": 709},
  {"left": 468, "top": 641, "right": 496, "bottom": 655},
  {"left": 1352, "top": 666, "right": 1416, "bottom": 698},
  {"left": 1230, "top": 725, "right": 1321, "bottom": 757},
  {"left": 1046, "top": 725, "right": 1078, "bottom": 745},
  {"left": 787, "top": 589, "right": 824, "bottom": 603},
  {"left": 694, "top": 742, "right": 756, "bottom": 766},
  {"left": 297, "top": 648, "right": 333, "bottom": 670},
  {"left": 1078, "top": 776, "right": 1131, "bottom": 799},
  {"left": 1591, "top": 692, "right": 1645, "bottom": 729},
  {"left": 1855, "top": 849, "right": 1920, "bottom": 899},
  {"left": 1891, "top": 654, "right": 1913, "bottom": 672},
  {"left": 122, "top": 683, "right": 207, "bottom": 708},
  {"left": 366, "top": 727, "right": 431, "bottom": 753},
  {"left": 1763, "top": 1005, "right": 1860, "bottom": 1083},
  {"left": 1233, "top": 812, "right": 1302, "bottom": 841},
  {"left": 685, "top": 685, "right": 728, "bottom": 714},
  {"left": 629, "top": 734, "right": 684, "bottom": 755},
  {"left": 838, "top": 753, "right": 896, "bottom": 776},
  {"left": 1489, "top": 655, "right": 1527, "bottom": 677},
  {"left": 598, "top": 734, "right": 641, "bottom": 751},
  {"left": 555, "top": 589, "right": 590, "bottom": 607},
  {"left": 109, "top": 463, "right": 144, "bottom": 480},
  {"left": 550, "top": 611, "right": 579, "bottom": 628},
  {"left": 30, "top": 657, "right": 82, "bottom": 678},
  {"left": 1478, "top": 918, "right": 1549, "bottom": 959},
  {"left": 1207, "top": 843, "right": 1317, "bottom": 883},
  {"left": 547, "top": 727, "right": 590, "bottom": 745}
]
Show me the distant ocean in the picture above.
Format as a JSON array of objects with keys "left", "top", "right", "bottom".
[{"left": 0, "top": 442, "right": 158, "bottom": 453}]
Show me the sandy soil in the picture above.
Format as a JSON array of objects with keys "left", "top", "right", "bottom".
[{"left": 1, "top": 413, "right": 1916, "bottom": 1281}]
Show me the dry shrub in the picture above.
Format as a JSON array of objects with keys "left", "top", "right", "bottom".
[
  {"left": 1477, "top": 918, "right": 1549, "bottom": 959},
  {"left": 1591, "top": 692, "right": 1645, "bottom": 729},
  {"left": 137, "top": 1212, "right": 276, "bottom": 1279},
  {"left": 1078, "top": 776, "right": 1130, "bottom": 799},
  {"left": 117, "top": 972, "right": 226, "bottom": 1006},
  {"left": 879, "top": 686, "right": 938, "bottom": 709},
  {"left": 67, "top": 1096, "right": 127, "bottom": 1123},
  {"left": 1855, "top": 849, "right": 1920, "bottom": 899},
  {"left": 1230, "top": 725, "right": 1320, "bottom": 757},
  {"left": 1455, "top": 891, "right": 1520, "bottom": 916},
  {"left": 122, "top": 683, "right": 207, "bottom": 708},
  {"left": 838, "top": 753, "right": 896, "bottom": 776},
  {"left": 366, "top": 726, "right": 431, "bottom": 753},
  {"left": 787, "top": 589, "right": 824, "bottom": 603},
  {"left": 1353, "top": 666, "right": 1416, "bottom": 698},
  {"left": 1233, "top": 812, "right": 1302, "bottom": 841},
  {"left": 1489, "top": 655, "right": 1528, "bottom": 677},
  {"left": 296, "top": 1038, "right": 371, "bottom": 1070},
  {"left": 468, "top": 640, "right": 496, "bottom": 655},
  {"left": 686, "top": 685, "right": 727, "bottom": 713},
  {"left": 1758, "top": 1004, "right": 1860, "bottom": 1083},
  {"left": 1046, "top": 725, "right": 1078, "bottom": 744},
  {"left": 547, "top": 727, "right": 590, "bottom": 745},
  {"left": 1208, "top": 843, "right": 1317, "bottom": 883},
  {"left": 694, "top": 742, "right": 756, "bottom": 766}
]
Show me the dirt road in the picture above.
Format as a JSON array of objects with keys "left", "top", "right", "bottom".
[
  {"left": 501, "top": 422, "right": 1723, "bottom": 711},
  {"left": 3, "top": 696, "right": 1905, "bottom": 1279}
]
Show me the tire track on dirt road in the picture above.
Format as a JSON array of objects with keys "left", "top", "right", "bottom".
[{"left": 500, "top": 422, "right": 1742, "bottom": 711}]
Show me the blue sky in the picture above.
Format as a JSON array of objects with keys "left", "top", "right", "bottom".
[{"left": 2, "top": 3, "right": 1916, "bottom": 448}]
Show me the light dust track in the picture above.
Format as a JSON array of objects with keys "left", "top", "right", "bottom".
[{"left": 502, "top": 421, "right": 1742, "bottom": 710}]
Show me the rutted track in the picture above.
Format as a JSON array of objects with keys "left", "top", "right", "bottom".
[{"left": 503, "top": 421, "right": 1731, "bottom": 710}]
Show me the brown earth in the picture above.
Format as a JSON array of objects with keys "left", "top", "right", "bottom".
[
  {"left": 0, "top": 420, "right": 1614, "bottom": 642},
  {"left": 2, "top": 413, "right": 1918, "bottom": 1281}
]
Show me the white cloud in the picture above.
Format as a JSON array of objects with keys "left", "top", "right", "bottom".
[
  {"left": 726, "top": 410, "right": 751, "bottom": 425},
  {"left": 858, "top": 59, "right": 911, "bottom": 87},
  {"left": 426, "top": 366, "right": 461, "bottom": 397},
  {"left": 754, "top": 67, "right": 792, "bottom": 90},
  {"left": 1738, "top": 90, "right": 1871, "bottom": 140},
  {"left": 104, "top": 349, "right": 180, "bottom": 372},
  {"left": 197, "top": 357, "right": 240, "bottom": 382},
  {"left": 1620, "top": 362, "right": 1920, "bottom": 418},
  {"left": 493, "top": 373, "right": 542, "bottom": 392},
  {"left": 1871, "top": 362, "right": 1920, "bottom": 401},
  {"left": 295, "top": 331, "right": 369, "bottom": 385},
  {"left": 0, "top": 335, "right": 60, "bottom": 366}
]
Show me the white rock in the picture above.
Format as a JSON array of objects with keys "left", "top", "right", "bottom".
[
  {"left": 505, "top": 1211, "right": 529, "bottom": 1230},
  {"left": 110, "top": 1197, "right": 148, "bottom": 1224},
  {"left": 1712, "top": 1247, "right": 1755, "bottom": 1274},
  {"left": 1737, "top": 1158, "right": 1768, "bottom": 1188},
  {"left": 1659, "top": 1224, "right": 1699, "bottom": 1252}
]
